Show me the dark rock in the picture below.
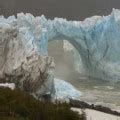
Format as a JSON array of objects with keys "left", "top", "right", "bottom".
[{"left": 69, "top": 99, "right": 120, "bottom": 116}]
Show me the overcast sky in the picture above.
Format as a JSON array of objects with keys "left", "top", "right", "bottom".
[{"left": 0, "top": 0, "right": 120, "bottom": 20}]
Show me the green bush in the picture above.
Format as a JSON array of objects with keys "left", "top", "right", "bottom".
[{"left": 0, "top": 88, "right": 86, "bottom": 120}]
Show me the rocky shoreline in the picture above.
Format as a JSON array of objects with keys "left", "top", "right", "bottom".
[
  {"left": 0, "top": 82, "right": 120, "bottom": 117},
  {"left": 69, "top": 99, "right": 120, "bottom": 116}
]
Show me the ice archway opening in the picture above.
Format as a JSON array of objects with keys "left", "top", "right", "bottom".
[{"left": 48, "top": 39, "right": 84, "bottom": 81}]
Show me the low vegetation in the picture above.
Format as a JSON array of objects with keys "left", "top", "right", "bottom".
[{"left": 0, "top": 88, "right": 86, "bottom": 120}]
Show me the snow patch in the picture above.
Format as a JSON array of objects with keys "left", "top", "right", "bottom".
[{"left": 0, "top": 83, "right": 15, "bottom": 90}]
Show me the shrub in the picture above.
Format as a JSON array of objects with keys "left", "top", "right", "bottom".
[{"left": 0, "top": 88, "right": 86, "bottom": 120}]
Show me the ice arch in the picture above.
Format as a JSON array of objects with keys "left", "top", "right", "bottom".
[
  {"left": 1, "top": 9, "right": 120, "bottom": 81},
  {"left": 38, "top": 9, "right": 120, "bottom": 81}
]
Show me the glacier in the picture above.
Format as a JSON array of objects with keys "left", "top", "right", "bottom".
[
  {"left": 10, "top": 8, "right": 120, "bottom": 81},
  {"left": 0, "top": 8, "right": 120, "bottom": 95}
]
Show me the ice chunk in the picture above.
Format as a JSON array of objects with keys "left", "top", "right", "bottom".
[{"left": 54, "top": 78, "right": 82, "bottom": 100}]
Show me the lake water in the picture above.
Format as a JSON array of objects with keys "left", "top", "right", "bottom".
[{"left": 67, "top": 76, "right": 120, "bottom": 111}]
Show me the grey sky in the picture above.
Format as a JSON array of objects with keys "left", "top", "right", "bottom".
[{"left": 0, "top": 0, "right": 120, "bottom": 20}]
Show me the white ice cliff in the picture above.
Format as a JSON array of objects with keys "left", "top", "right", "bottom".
[
  {"left": 0, "top": 8, "right": 120, "bottom": 98},
  {"left": 0, "top": 14, "right": 55, "bottom": 98}
]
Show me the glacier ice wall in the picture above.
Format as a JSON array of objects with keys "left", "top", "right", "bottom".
[{"left": 1, "top": 9, "right": 120, "bottom": 81}]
